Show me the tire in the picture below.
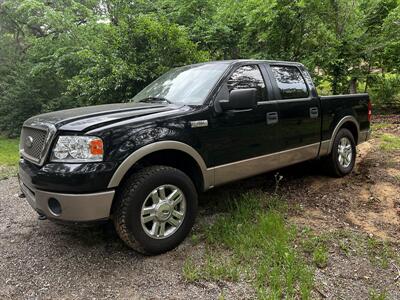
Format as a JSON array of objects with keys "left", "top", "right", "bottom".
[
  {"left": 113, "top": 165, "right": 198, "bottom": 255},
  {"left": 324, "top": 128, "right": 356, "bottom": 177}
]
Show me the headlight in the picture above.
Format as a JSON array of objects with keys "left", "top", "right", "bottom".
[{"left": 51, "top": 136, "right": 104, "bottom": 162}]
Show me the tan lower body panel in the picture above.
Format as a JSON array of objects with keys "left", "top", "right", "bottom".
[{"left": 210, "top": 143, "right": 320, "bottom": 187}]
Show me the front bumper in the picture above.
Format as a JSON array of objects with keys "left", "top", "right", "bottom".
[{"left": 19, "top": 174, "right": 115, "bottom": 222}]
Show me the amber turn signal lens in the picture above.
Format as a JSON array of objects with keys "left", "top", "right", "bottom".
[{"left": 90, "top": 138, "right": 103, "bottom": 155}]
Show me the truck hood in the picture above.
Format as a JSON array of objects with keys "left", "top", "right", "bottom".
[{"left": 24, "top": 102, "right": 183, "bottom": 132}]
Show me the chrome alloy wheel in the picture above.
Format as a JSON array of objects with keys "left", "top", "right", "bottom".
[
  {"left": 337, "top": 137, "right": 353, "bottom": 168},
  {"left": 140, "top": 184, "right": 186, "bottom": 239}
]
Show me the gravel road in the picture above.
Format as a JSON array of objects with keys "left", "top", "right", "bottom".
[{"left": 0, "top": 177, "right": 248, "bottom": 299}]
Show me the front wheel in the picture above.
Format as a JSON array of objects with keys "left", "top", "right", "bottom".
[
  {"left": 113, "top": 165, "right": 198, "bottom": 255},
  {"left": 324, "top": 128, "right": 356, "bottom": 177}
]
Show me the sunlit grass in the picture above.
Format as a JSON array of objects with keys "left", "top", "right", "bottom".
[
  {"left": 380, "top": 134, "right": 400, "bottom": 151},
  {"left": 184, "top": 191, "right": 314, "bottom": 299},
  {"left": 0, "top": 136, "right": 19, "bottom": 179}
]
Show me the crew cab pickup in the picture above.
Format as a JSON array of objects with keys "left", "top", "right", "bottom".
[{"left": 18, "top": 60, "right": 371, "bottom": 254}]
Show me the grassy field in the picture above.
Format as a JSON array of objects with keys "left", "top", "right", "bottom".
[
  {"left": 0, "top": 136, "right": 19, "bottom": 179},
  {"left": 183, "top": 190, "right": 399, "bottom": 299}
]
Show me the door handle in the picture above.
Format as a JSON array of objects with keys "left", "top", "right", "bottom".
[
  {"left": 309, "top": 107, "right": 319, "bottom": 118},
  {"left": 266, "top": 112, "right": 278, "bottom": 125}
]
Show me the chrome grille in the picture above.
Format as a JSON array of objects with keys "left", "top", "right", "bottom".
[{"left": 20, "top": 126, "right": 48, "bottom": 164}]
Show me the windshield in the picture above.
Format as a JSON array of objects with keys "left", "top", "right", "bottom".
[{"left": 131, "top": 63, "right": 229, "bottom": 105}]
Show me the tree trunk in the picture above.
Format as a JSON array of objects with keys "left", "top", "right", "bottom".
[{"left": 349, "top": 78, "right": 357, "bottom": 94}]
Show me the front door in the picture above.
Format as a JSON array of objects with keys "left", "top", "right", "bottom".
[{"left": 207, "top": 64, "right": 279, "bottom": 167}]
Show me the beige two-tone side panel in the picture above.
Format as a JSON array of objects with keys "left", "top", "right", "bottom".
[{"left": 209, "top": 143, "right": 320, "bottom": 187}]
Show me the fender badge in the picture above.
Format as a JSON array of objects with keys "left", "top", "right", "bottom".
[{"left": 190, "top": 120, "right": 208, "bottom": 128}]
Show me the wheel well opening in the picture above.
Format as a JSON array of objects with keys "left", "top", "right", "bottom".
[
  {"left": 340, "top": 121, "right": 359, "bottom": 144},
  {"left": 120, "top": 149, "right": 205, "bottom": 193}
]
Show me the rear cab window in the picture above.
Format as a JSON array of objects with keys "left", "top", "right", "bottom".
[{"left": 270, "top": 65, "right": 309, "bottom": 99}]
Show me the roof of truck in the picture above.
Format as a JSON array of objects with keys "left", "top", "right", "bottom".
[
  {"left": 205, "top": 59, "right": 303, "bottom": 65},
  {"left": 188, "top": 59, "right": 305, "bottom": 68}
]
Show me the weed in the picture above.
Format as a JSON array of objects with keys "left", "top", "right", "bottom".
[
  {"left": 182, "top": 259, "right": 200, "bottom": 282},
  {"left": 190, "top": 191, "right": 314, "bottom": 299},
  {"left": 380, "top": 134, "right": 400, "bottom": 151},
  {"left": 369, "top": 289, "right": 387, "bottom": 300},
  {"left": 366, "top": 238, "right": 394, "bottom": 268},
  {"left": 313, "top": 246, "right": 328, "bottom": 268}
]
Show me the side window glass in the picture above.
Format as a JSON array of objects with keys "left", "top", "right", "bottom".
[
  {"left": 271, "top": 66, "right": 309, "bottom": 99},
  {"left": 227, "top": 65, "right": 266, "bottom": 101}
]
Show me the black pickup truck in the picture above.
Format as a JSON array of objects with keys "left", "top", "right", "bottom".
[{"left": 18, "top": 60, "right": 371, "bottom": 254}]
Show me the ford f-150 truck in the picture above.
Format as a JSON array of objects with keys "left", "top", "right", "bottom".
[{"left": 18, "top": 60, "right": 372, "bottom": 254}]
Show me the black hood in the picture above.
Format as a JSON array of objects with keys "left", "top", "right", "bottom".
[{"left": 24, "top": 102, "right": 183, "bottom": 132}]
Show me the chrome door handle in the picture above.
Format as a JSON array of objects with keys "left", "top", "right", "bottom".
[
  {"left": 310, "top": 107, "right": 319, "bottom": 118},
  {"left": 266, "top": 112, "right": 278, "bottom": 125}
]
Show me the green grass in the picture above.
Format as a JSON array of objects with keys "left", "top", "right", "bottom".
[
  {"left": 312, "top": 246, "right": 328, "bottom": 269},
  {"left": 0, "top": 136, "right": 19, "bottom": 165},
  {"left": 369, "top": 289, "right": 388, "bottom": 300},
  {"left": 371, "top": 123, "right": 392, "bottom": 131},
  {"left": 380, "top": 134, "right": 400, "bottom": 151},
  {"left": 0, "top": 136, "right": 19, "bottom": 179},
  {"left": 184, "top": 191, "right": 314, "bottom": 299}
]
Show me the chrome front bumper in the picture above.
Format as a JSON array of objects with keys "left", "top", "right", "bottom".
[{"left": 19, "top": 178, "right": 115, "bottom": 222}]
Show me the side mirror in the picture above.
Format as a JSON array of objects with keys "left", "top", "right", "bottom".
[{"left": 218, "top": 88, "right": 257, "bottom": 111}]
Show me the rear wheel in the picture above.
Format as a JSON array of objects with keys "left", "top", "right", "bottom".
[
  {"left": 113, "top": 165, "right": 198, "bottom": 255},
  {"left": 324, "top": 128, "right": 356, "bottom": 177}
]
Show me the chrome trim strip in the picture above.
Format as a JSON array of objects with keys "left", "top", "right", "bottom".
[
  {"left": 209, "top": 142, "right": 320, "bottom": 187},
  {"left": 107, "top": 141, "right": 213, "bottom": 190},
  {"left": 328, "top": 116, "right": 360, "bottom": 153},
  {"left": 20, "top": 181, "right": 115, "bottom": 222}
]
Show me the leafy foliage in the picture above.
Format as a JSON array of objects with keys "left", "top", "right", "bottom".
[{"left": 0, "top": 0, "right": 399, "bottom": 136}]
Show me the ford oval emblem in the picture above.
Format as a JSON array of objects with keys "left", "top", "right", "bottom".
[{"left": 25, "top": 136, "right": 34, "bottom": 149}]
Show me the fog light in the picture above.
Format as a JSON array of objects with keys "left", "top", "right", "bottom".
[{"left": 48, "top": 198, "right": 62, "bottom": 216}]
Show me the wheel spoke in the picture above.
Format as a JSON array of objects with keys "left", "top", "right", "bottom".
[
  {"left": 172, "top": 210, "right": 184, "bottom": 220},
  {"left": 158, "top": 186, "right": 166, "bottom": 200},
  {"left": 151, "top": 190, "right": 160, "bottom": 204},
  {"left": 168, "top": 217, "right": 179, "bottom": 227},
  {"left": 151, "top": 221, "right": 160, "bottom": 236},
  {"left": 159, "top": 222, "right": 166, "bottom": 237},
  {"left": 142, "top": 205, "right": 155, "bottom": 216},
  {"left": 167, "top": 189, "right": 180, "bottom": 201},
  {"left": 142, "top": 214, "right": 155, "bottom": 223},
  {"left": 172, "top": 195, "right": 183, "bottom": 207}
]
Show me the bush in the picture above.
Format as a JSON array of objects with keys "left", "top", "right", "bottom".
[{"left": 369, "top": 75, "right": 400, "bottom": 112}]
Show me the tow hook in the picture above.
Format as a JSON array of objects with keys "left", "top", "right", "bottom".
[{"left": 18, "top": 193, "right": 26, "bottom": 199}]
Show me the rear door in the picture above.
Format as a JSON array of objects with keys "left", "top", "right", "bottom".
[{"left": 265, "top": 64, "right": 321, "bottom": 153}]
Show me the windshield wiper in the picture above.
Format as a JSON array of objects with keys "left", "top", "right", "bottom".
[{"left": 138, "top": 97, "right": 172, "bottom": 104}]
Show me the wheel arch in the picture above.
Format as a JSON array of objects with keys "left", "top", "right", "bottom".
[
  {"left": 328, "top": 116, "right": 360, "bottom": 153},
  {"left": 108, "top": 141, "right": 213, "bottom": 192}
]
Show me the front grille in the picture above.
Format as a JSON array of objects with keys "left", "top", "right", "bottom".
[{"left": 20, "top": 126, "right": 48, "bottom": 164}]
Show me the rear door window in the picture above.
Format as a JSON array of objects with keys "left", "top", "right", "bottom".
[{"left": 271, "top": 66, "right": 309, "bottom": 99}]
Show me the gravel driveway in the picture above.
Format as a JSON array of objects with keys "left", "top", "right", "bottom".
[{"left": 0, "top": 178, "right": 244, "bottom": 299}]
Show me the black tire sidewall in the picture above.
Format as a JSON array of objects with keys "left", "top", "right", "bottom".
[
  {"left": 123, "top": 167, "right": 197, "bottom": 254},
  {"left": 331, "top": 128, "right": 356, "bottom": 176}
]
